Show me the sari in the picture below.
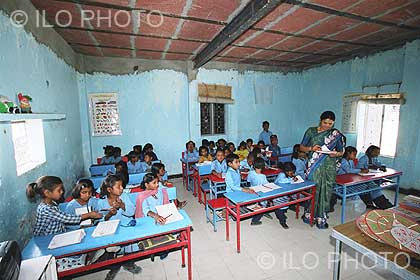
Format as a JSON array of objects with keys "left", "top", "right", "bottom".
[{"left": 301, "top": 127, "right": 345, "bottom": 218}]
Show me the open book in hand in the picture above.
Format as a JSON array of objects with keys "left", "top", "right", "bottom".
[
  {"left": 92, "top": 219, "right": 120, "bottom": 238},
  {"left": 291, "top": 175, "right": 304, "bottom": 184},
  {"left": 155, "top": 202, "right": 184, "bottom": 224},
  {"left": 48, "top": 229, "right": 86, "bottom": 249},
  {"left": 75, "top": 206, "right": 92, "bottom": 226},
  {"left": 317, "top": 145, "right": 334, "bottom": 154}
]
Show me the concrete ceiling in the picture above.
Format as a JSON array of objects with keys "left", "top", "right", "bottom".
[{"left": 31, "top": 0, "right": 420, "bottom": 71}]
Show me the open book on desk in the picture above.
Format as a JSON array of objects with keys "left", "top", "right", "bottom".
[
  {"left": 291, "top": 175, "right": 304, "bottom": 184},
  {"left": 250, "top": 183, "right": 280, "bottom": 193},
  {"left": 48, "top": 229, "right": 86, "bottom": 249},
  {"left": 92, "top": 219, "right": 120, "bottom": 238},
  {"left": 156, "top": 202, "right": 184, "bottom": 224}
]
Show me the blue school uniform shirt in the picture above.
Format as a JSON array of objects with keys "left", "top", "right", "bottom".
[
  {"left": 338, "top": 159, "right": 361, "bottom": 175},
  {"left": 225, "top": 167, "right": 242, "bottom": 192},
  {"left": 127, "top": 161, "right": 143, "bottom": 174},
  {"left": 140, "top": 151, "right": 158, "bottom": 161},
  {"left": 139, "top": 161, "right": 152, "bottom": 173},
  {"left": 357, "top": 155, "right": 382, "bottom": 169},
  {"left": 64, "top": 198, "right": 99, "bottom": 230},
  {"left": 33, "top": 202, "right": 82, "bottom": 236},
  {"left": 240, "top": 159, "right": 253, "bottom": 170},
  {"left": 259, "top": 130, "right": 273, "bottom": 145},
  {"left": 183, "top": 149, "right": 199, "bottom": 162},
  {"left": 101, "top": 156, "right": 116, "bottom": 165},
  {"left": 247, "top": 170, "right": 268, "bottom": 186},
  {"left": 141, "top": 187, "right": 166, "bottom": 215},
  {"left": 211, "top": 159, "right": 227, "bottom": 173},
  {"left": 97, "top": 192, "right": 135, "bottom": 225},
  {"left": 292, "top": 158, "right": 307, "bottom": 178},
  {"left": 268, "top": 144, "right": 281, "bottom": 157},
  {"left": 275, "top": 172, "right": 293, "bottom": 184}
]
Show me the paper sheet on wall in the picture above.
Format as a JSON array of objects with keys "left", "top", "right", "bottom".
[
  {"left": 342, "top": 94, "right": 360, "bottom": 133},
  {"left": 88, "top": 93, "right": 122, "bottom": 136}
]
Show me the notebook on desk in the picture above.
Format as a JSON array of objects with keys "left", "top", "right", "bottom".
[
  {"left": 92, "top": 220, "right": 120, "bottom": 238},
  {"left": 48, "top": 229, "right": 86, "bottom": 249},
  {"left": 291, "top": 175, "right": 304, "bottom": 184},
  {"left": 250, "top": 183, "right": 280, "bottom": 193},
  {"left": 155, "top": 203, "right": 184, "bottom": 224}
]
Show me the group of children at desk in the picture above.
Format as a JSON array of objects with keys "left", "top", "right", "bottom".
[
  {"left": 26, "top": 164, "right": 179, "bottom": 279},
  {"left": 100, "top": 143, "right": 158, "bottom": 165}
]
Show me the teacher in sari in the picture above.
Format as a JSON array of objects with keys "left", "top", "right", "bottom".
[{"left": 300, "top": 111, "right": 345, "bottom": 229}]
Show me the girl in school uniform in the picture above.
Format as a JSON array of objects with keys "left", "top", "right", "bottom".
[
  {"left": 113, "top": 147, "right": 122, "bottom": 163},
  {"left": 291, "top": 144, "right": 308, "bottom": 178},
  {"left": 140, "top": 152, "right": 155, "bottom": 172},
  {"left": 65, "top": 179, "right": 99, "bottom": 230},
  {"left": 198, "top": 145, "right": 213, "bottom": 163},
  {"left": 211, "top": 148, "right": 227, "bottom": 177},
  {"left": 183, "top": 141, "right": 199, "bottom": 162},
  {"left": 247, "top": 158, "right": 288, "bottom": 229},
  {"left": 357, "top": 145, "right": 393, "bottom": 209},
  {"left": 26, "top": 176, "right": 102, "bottom": 236},
  {"left": 127, "top": 151, "right": 143, "bottom": 174},
  {"left": 141, "top": 143, "right": 158, "bottom": 161},
  {"left": 234, "top": 141, "right": 249, "bottom": 161},
  {"left": 97, "top": 175, "right": 142, "bottom": 277},
  {"left": 101, "top": 145, "right": 116, "bottom": 164}
]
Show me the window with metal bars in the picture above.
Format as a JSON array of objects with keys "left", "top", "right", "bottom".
[{"left": 200, "top": 103, "right": 225, "bottom": 135}]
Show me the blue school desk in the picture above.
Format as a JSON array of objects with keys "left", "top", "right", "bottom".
[
  {"left": 333, "top": 168, "right": 402, "bottom": 223},
  {"left": 89, "top": 164, "right": 114, "bottom": 177},
  {"left": 80, "top": 173, "right": 147, "bottom": 190},
  {"left": 22, "top": 210, "right": 193, "bottom": 279},
  {"left": 224, "top": 180, "right": 316, "bottom": 253},
  {"left": 180, "top": 158, "right": 197, "bottom": 194},
  {"left": 192, "top": 163, "right": 212, "bottom": 205}
]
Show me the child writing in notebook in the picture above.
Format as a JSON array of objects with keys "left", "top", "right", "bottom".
[
  {"left": 275, "top": 162, "right": 299, "bottom": 184},
  {"left": 65, "top": 179, "right": 99, "bottom": 230},
  {"left": 357, "top": 145, "right": 393, "bottom": 209},
  {"left": 184, "top": 141, "right": 199, "bottom": 162},
  {"left": 198, "top": 145, "right": 213, "bottom": 163},
  {"left": 247, "top": 158, "right": 289, "bottom": 229},
  {"left": 26, "top": 176, "right": 102, "bottom": 236},
  {"left": 127, "top": 151, "right": 143, "bottom": 174},
  {"left": 97, "top": 175, "right": 142, "bottom": 276},
  {"left": 211, "top": 148, "right": 227, "bottom": 177},
  {"left": 101, "top": 145, "right": 115, "bottom": 164},
  {"left": 151, "top": 162, "right": 187, "bottom": 209},
  {"left": 235, "top": 141, "right": 249, "bottom": 161},
  {"left": 292, "top": 144, "right": 308, "bottom": 178}
]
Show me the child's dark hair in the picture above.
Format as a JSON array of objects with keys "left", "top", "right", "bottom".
[
  {"left": 185, "top": 140, "right": 195, "bottom": 150},
  {"left": 72, "top": 180, "right": 95, "bottom": 199},
  {"left": 202, "top": 139, "right": 209, "bottom": 147},
  {"left": 140, "top": 173, "right": 158, "bottom": 190},
  {"left": 215, "top": 147, "right": 224, "bottom": 155},
  {"left": 283, "top": 162, "right": 296, "bottom": 173},
  {"left": 292, "top": 144, "right": 301, "bottom": 159},
  {"left": 143, "top": 152, "right": 154, "bottom": 160},
  {"left": 320, "top": 111, "right": 336, "bottom": 121},
  {"left": 262, "top": 121, "right": 269, "bottom": 126},
  {"left": 253, "top": 158, "right": 266, "bottom": 170},
  {"left": 115, "top": 161, "right": 129, "bottom": 188},
  {"left": 133, "top": 145, "right": 142, "bottom": 153},
  {"left": 100, "top": 174, "right": 123, "bottom": 198},
  {"left": 239, "top": 141, "right": 246, "bottom": 148},
  {"left": 343, "top": 146, "right": 358, "bottom": 159},
  {"left": 209, "top": 140, "right": 215, "bottom": 147},
  {"left": 365, "top": 145, "right": 380, "bottom": 158},
  {"left": 103, "top": 145, "right": 114, "bottom": 156},
  {"left": 226, "top": 153, "right": 239, "bottom": 165},
  {"left": 128, "top": 151, "right": 139, "bottom": 160},
  {"left": 246, "top": 138, "right": 253, "bottom": 144},
  {"left": 257, "top": 140, "right": 265, "bottom": 146},
  {"left": 143, "top": 143, "right": 153, "bottom": 151},
  {"left": 151, "top": 162, "right": 165, "bottom": 176},
  {"left": 199, "top": 145, "right": 209, "bottom": 156},
  {"left": 26, "top": 176, "right": 63, "bottom": 202},
  {"left": 217, "top": 138, "right": 226, "bottom": 147},
  {"left": 270, "top": 134, "right": 277, "bottom": 140},
  {"left": 251, "top": 147, "right": 262, "bottom": 157},
  {"left": 113, "top": 147, "right": 121, "bottom": 156},
  {"left": 247, "top": 153, "right": 255, "bottom": 161},
  {"left": 224, "top": 147, "right": 231, "bottom": 154}
]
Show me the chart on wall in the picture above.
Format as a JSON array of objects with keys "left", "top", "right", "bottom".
[
  {"left": 88, "top": 93, "right": 122, "bottom": 136},
  {"left": 342, "top": 94, "right": 360, "bottom": 133}
]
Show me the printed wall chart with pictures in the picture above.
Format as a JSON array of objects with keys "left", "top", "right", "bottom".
[{"left": 88, "top": 93, "right": 122, "bottom": 136}]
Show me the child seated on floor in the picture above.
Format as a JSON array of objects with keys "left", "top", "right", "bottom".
[
  {"left": 65, "top": 179, "right": 99, "bottom": 230},
  {"left": 247, "top": 158, "right": 289, "bottom": 229},
  {"left": 356, "top": 145, "right": 393, "bottom": 210},
  {"left": 211, "top": 148, "right": 227, "bottom": 178},
  {"left": 198, "top": 145, "right": 213, "bottom": 163},
  {"left": 235, "top": 141, "right": 249, "bottom": 161}
]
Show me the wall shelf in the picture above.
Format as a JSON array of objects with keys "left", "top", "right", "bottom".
[{"left": 0, "top": 113, "right": 66, "bottom": 122}]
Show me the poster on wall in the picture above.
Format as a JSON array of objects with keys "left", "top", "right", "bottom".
[
  {"left": 342, "top": 94, "right": 360, "bottom": 133},
  {"left": 88, "top": 93, "right": 122, "bottom": 136}
]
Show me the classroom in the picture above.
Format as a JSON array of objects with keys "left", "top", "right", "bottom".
[{"left": 1, "top": 0, "right": 420, "bottom": 279}]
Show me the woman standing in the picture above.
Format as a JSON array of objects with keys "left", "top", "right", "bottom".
[{"left": 300, "top": 111, "right": 345, "bottom": 229}]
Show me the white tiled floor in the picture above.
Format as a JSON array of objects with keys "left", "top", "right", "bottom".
[{"left": 74, "top": 179, "right": 404, "bottom": 280}]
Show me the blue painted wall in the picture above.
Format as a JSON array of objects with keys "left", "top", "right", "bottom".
[{"left": 0, "top": 12, "right": 83, "bottom": 245}]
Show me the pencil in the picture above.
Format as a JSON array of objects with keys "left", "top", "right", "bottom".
[
  {"left": 262, "top": 184, "right": 273, "bottom": 189},
  {"left": 164, "top": 213, "right": 173, "bottom": 219},
  {"left": 99, "top": 208, "right": 110, "bottom": 212}
]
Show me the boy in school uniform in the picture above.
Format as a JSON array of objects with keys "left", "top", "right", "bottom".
[
  {"left": 240, "top": 153, "right": 255, "bottom": 171},
  {"left": 258, "top": 121, "right": 273, "bottom": 146},
  {"left": 268, "top": 135, "right": 281, "bottom": 157},
  {"left": 139, "top": 152, "right": 154, "bottom": 173},
  {"left": 127, "top": 151, "right": 143, "bottom": 174},
  {"left": 225, "top": 154, "right": 256, "bottom": 195},
  {"left": 247, "top": 158, "right": 289, "bottom": 228},
  {"left": 211, "top": 148, "right": 227, "bottom": 177}
]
